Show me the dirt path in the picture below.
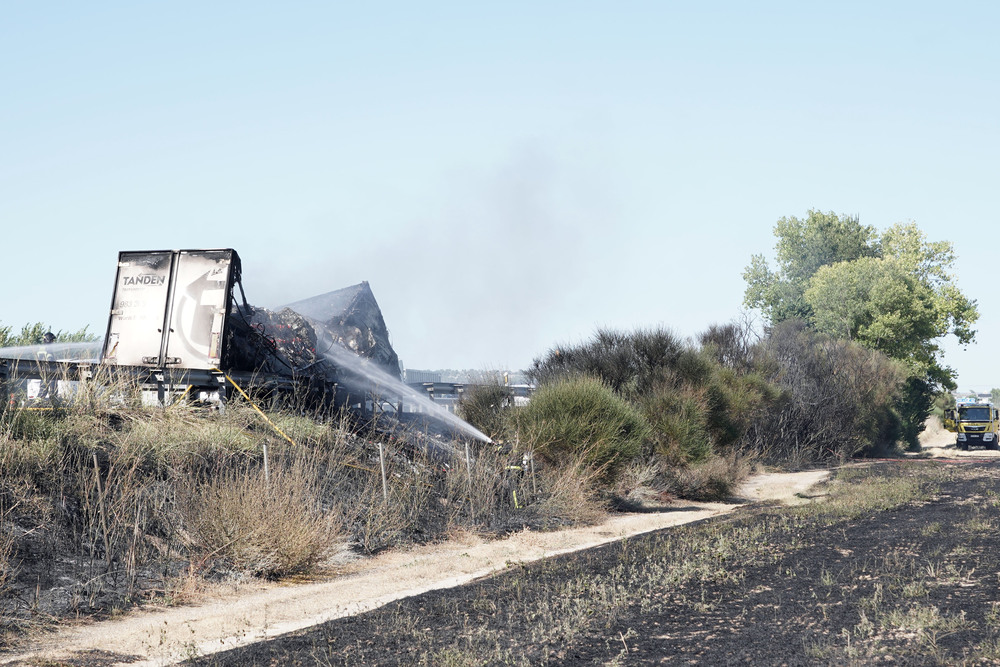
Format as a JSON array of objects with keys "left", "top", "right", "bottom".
[{"left": 0, "top": 469, "right": 829, "bottom": 666}]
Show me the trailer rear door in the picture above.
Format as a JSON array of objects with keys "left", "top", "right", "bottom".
[
  {"left": 102, "top": 249, "right": 238, "bottom": 369},
  {"left": 102, "top": 251, "right": 174, "bottom": 367},
  {"left": 163, "top": 250, "right": 234, "bottom": 370}
]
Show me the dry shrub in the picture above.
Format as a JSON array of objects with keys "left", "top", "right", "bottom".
[
  {"left": 665, "top": 453, "right": 751, "bottom": 501},
  {"left": 178, "top": 456, "right": 341, "bottom": 578},
  {"left": 532, "top": 450, "right": 607, "bottom": 526},
  {"left": 349, "top": 465, "right": 435, "bottom": 555},
  {"left": 120, "top": 403, "right": 263, "bottom": 460},
  {"left": 65, "top": 444, "right": 171, "bottom": 601},
  {"left": 0, "top": 504, "right": 15, "bottom": 601},
  {"left": 435, "top": 442, "right": 537, "bottom": 534},
  {"left": 612, "top": 458, "right": 673, "bottom": 506}
]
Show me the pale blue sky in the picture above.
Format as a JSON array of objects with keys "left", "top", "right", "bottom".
[{"left": 2, "top": 2, "right": 998, "bottom": 388}]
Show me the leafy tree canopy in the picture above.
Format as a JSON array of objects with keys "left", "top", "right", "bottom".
[
  {"left": 743, "top": 210, "right": 879, "bottom": 323},
  {"left": 744, "top": 213, "right": 977, "bottom": 391},
  {"left": 805, "top": 257, "right": 938, "bottom": 370}
]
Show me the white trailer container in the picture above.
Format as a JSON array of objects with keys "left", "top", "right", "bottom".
[{"left": 101, "top": 249, "right": 240, "bottom": 370}]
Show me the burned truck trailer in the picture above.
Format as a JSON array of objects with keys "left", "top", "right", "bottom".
[
  {"left": 100, "top": 248, "right": 273, "bottom": 403},
  {"left": 102, "top": 248, "right": 403, "bottom": 407},
  {"left": 1, "top": 248, "right": 403, "bottom": 411}
]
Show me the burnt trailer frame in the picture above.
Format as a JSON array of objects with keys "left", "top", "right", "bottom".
[{"left": 0, "top": 357, "right": 298, "bottom": 409}]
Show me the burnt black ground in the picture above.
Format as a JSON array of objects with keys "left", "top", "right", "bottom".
[{"left": 184, "top": 460, "right": 1000, "bottom": 666}]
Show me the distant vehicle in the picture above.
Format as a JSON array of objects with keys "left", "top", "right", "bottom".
[{"left": 943, "top": 401, "right": 1000, "bottom": 451}]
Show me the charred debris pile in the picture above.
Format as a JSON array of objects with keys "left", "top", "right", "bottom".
[{"left": 227, "top": 281, "right": 401, "bottom": 402}]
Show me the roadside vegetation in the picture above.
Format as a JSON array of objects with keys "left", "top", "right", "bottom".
[
  {"left": 0, "top": 365, "right": 618, "bottom": 642},
  {"left": 0, "top": 322, "right": 97, "bottom": 347},
  {"left": 744, "top": 211, "right": 977, "bottom": 449},
  {"left": 459, "top": 316, "right": 906, "bottom": 506},
  {"left": 452, "top": 212, "right": 976, "bottom": 512}
]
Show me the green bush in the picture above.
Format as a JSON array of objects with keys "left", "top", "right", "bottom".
[
  {"left": 514, "top": 376, "right": 649, "bottom": 481},
  {"left": 931, "top": 391, "right": 954, "bottom": 420},
  {"left": 639, "top": 385, "right": 712, "bottom": 464},
  {"left": 704, "top": 368, "right": 783, "bottom": 450}
]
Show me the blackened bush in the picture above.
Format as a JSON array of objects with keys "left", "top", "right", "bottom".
[
  {"left": 528, "top": 327, "right": 684, "bottom": 399},
  {"left": 514, "top": 376, "right": 650, "bottom": 482},
  {"left": 741, "top": 320, "right": 904, "bottom": 464},
  {"left": 699, "top": 321, "right": 758, "bottom": 373}
]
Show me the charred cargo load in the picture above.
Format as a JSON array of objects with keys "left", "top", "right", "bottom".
[
  {"left": 101, "top": 249, "right": 402, "bottom": 407},
  {"left": 282, "top": 283, "right": 401, "bottom": 379}
]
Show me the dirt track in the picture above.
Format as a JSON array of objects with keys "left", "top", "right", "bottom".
[{"left": 0, "top": 470, "right": 830, "bottom": 666}]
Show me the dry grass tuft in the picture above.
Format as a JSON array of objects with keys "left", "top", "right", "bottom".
[
  {"left": 0, "top": 503, "right": 15, "bottom": 598},
  {"left": 177, "top": 454, "right": 342, "bottom": 579},
  {"left": 665, "top": 453, "right": 752, "bottom": 501},
  {"left": 532, "top": 450, "right": 607, "bottom": 526}
]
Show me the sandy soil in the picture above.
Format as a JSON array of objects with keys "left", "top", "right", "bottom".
[{"left": 0, "top": 469, "right": 829, "bottom": 667}]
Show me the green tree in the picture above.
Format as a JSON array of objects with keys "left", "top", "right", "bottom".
[
  {"left": 805, "top": 257, "right": 937, "bottom": 362},
  {"left": 744, "top": 214, "right": 978, "bottom": 448},
  {"left": 803, "top": 224, "right": 977, "bottom": 377},
  {"left": 743, "top": 210, "right": 879, "bottom": 323}
]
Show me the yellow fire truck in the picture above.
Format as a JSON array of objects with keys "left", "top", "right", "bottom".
[{"left": 944, "top": 402, "right": 1000, "bottom": 451}]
